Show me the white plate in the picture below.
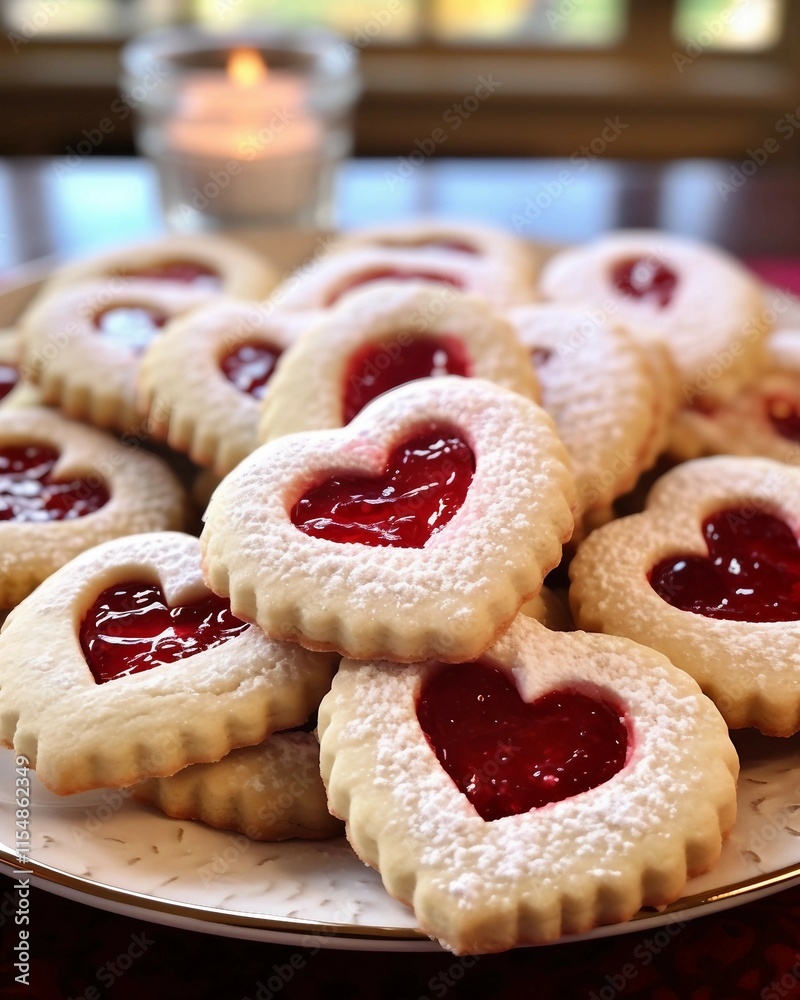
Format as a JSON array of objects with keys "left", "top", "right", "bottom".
[{"left": 2, "top": 728, "right": 800, "bottom": 950}]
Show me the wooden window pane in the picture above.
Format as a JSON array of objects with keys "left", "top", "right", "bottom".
[
  {"left": 673, "top": 0, "right": 784, "bottom": 50},
  {"left": 430, "top": 0, "right": 627, "bottom": 46},
  {"left": 192, "top": 0, "right": 421, "bottom": 42}
]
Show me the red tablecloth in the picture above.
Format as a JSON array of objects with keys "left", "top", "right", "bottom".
[{"left": 2, "top": 874, "right": 800, "bottom": 1000}]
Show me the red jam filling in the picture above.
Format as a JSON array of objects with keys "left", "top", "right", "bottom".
[
  {"left": 122, "top": 260, "right": 221, "bottom": 290},
  {"left": 80, "top": 581, "right": 249, "bottom": 684},
  {"left": 0, "top": 444, "right": 108, "bottom": 522},
  {"left": 291, "top": 426, "right": 475, "bottom": 548},
  {"left": 94, "top": 306, "right": 168, "bottom": 355},
  {"left": 0, "top": 365, "right": 18, "bottom": 402},
  {"left": 342, "top": 335, "right": 470, "bottom": 423},
  {"left": 417, "top": 662, "right": 628, "bottom": 822},
  {"left": 765, "top": 396, "right": 800, "bottom": 444},
  {"left": 611, "top": 256, "right": 677, "bottom": 308},
  {"left": 327, "top": 269, "right": 464, "bottom": 306},
  {"left": 649, "top": 506, "right": 800, "bottom": 622},
  {"left": 221, "top": 342, "right": 282, "bottom": 401}
]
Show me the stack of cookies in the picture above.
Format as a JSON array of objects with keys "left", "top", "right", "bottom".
[{"left": 4, "top": 220, "right": 798, "bottom": 954}]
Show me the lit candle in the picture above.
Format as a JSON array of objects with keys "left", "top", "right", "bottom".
[{"left": 162, "top": 48, "right": 325, "bottom": 227}]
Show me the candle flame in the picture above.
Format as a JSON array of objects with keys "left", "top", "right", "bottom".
[{"left": 227, "top": 48, "right": 267, "bottom": 88}]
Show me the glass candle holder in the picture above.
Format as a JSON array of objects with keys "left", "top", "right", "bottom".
[{"left": 121, "top": 27, "right": 361, "bottom": 232}]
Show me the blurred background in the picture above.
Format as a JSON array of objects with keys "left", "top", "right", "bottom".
[
  {"left": 1, "top": 0, "right": 800, "bottom": 266},
  {"left": 4, "top": 0, "right": 796, "bottom": 157}
]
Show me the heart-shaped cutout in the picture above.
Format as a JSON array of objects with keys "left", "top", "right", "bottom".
[
  {"left": 0, "top": 364, "right": 18, "bottom": 402},
  {"left": 610, "top": 256, "right": 677, "bottom": 308},
  {"left": 94, "top": 306, "right": 168, "bottom": 355},
  {"left": 650, "top": 505, "right": 800, "bottom": 622},
  {"left": 80, "top": 580, "right": 249, "bottom": 684},
  {"left": 221, "top": 341, "right": 282, "bottom": 400},
  {"left": 328, "top": 268, "right": 463, "bottom": 306},
  {"left": 342, "top": 335, "right": 470, "bottom": 423},
  {"left": 291, "top": 425, "right": 475, "bottom": 548},
  {"left": 417, "top": 660, "right": 628, "bottom": 821},
  {"left": 122, "top": 260, "right": 221, "bottom": 289},
  {"left": 0, "top": 444, "right": 109, "bottom": 522}
]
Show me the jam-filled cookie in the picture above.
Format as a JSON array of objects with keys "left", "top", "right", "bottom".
[
  {"left": 0, "top": 329, "right": 39, "bottom": 410},
  {"left": 42, "top": 233, "right": 277, "bottom": 302},
  {"left": 259, "top": 281, "right": 540, "bottom": 442},
  {"left": 203, "top": 378, "right": 575, "bottom": 663},
  {"left": 271, "top": 244, "right": 534, "bottom": 312},
  {"left": 0, "top": 532, "right": 337, "bottom": 794},
  {"left": 134, "top": 732, "right": 343, "bottom": 841},
  {"left": 0, "top": 408, "right": 187, "bottom": 607},
  {"left": 571, "top": 456, "right": 800, "bottom": 735},
  {"left": 539, "top": 230, "right": 768, "bottom": 404},
  {"left": 507, "top": 304, "right": 674, "bottom": 528},
  {"left": 139, "top": 300, "right": 320, "bottom": 475},
  {"left": 338, "top": 220, "right": 538, "bottom": 283},
  {"left": 668, "top": 329, "right": 800, "bottom": 464},
  {"left": 318, "top": 614, "right": 738, "bottom": 954},
  {"left": 20, "top": 279, "right": 202, "bottom": 432}
]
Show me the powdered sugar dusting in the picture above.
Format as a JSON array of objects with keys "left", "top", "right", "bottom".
[
  {"left": 0, "top": 531, "right": 337, "bottom": 794},
  {"left": 317, "top": 615, "right": 737, "bottom": 953},
  {"left": 571, "top": 455, "right": 800, "bottom": 735},
  {"left": 260, "top": 281, "right": 541, "bottom": 442},
  {"left": 203, "top": 377, "right": 576, "bottom": 662}
]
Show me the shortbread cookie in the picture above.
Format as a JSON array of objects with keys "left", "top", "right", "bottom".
[
  {"left": 0, "top": 329, "right": 39, "bottom": 410},
  {"left": 339, "top": 220, "right": 538, "bottom": 283},
  {"left": 539, "top": 230, "right": 768, "bottom": 403},
  {"left": 203, "top": 378, "right": 575, "bottom": 663},
  {"left": 21, "top": 279, "right": 203, "bottom": 432},
  {"left": 139, "top": 301, "right": 320, "bottom": 474},
  {"left": 520, "top": 586, "right": 572, "bottom": 630},
  {"left": 259, "top": 282, "right": 540, "bottom": 442},
  {"left": 272, "top": 245, "right": 533, "bottom": 312},
  {"left": 571, "top": 456, "right": 800, "bottom": 735},
  {"left": 0, "top": 408, "right": 187, "bottom": 607},
  {"left": 507, "top": 304, "right": 673, "bottom": 524},
  {"left": 318, "top": 614, "right": 738, "bottom": 954},
  {"left": 668, "top": 372, "right": 800, "bottom": 465},
  {"left": 0, "top": 532, "right": 337, "bottom": 794},
  {"left": 134, "top": 732, "right": 343, "bottom": 841},
  {"left": 43, "top": 233, "right": 277, "bottom": 302}
]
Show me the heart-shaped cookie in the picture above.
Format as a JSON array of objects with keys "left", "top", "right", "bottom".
[
  {"left": 203, "top": 378, "right": 575, "bottom": 663},
  {"left": 318, "top": 614, "right": 738, "bottom": 954},
  {"left": 0, "top": 532, "right": 337, "bottom": 794},
  {"left": 0, "top": 329, "right": 38, "bottom": 411},
  {"left": 258, "top": 281, "right": 540, "bottom": 442},
  {"left": 21, "top": 279, "right": 204, "bottom": 432},
  {"left": 538, "top": 230, "right": 768, "bottom": 405},
  {"left": 570, "top": 455, "right": 800, "bottom": 735},
  {"left": 139, "top": 300, "right": 319, "bottom": 475},
  {"left": 134, "top": 732, "right": 343, "bottom": 842},
  {"left": 0, "top": 408, "right": 187, "bottom": 608},
  {"left": 271, "top": 244, "right": 534, "bottom": 313},
  {"left": 42, "top": 233, "right": 277, "bottom": 302},
  {"left": 506, "top": 303, "right": 675, "bottom": 529}
]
